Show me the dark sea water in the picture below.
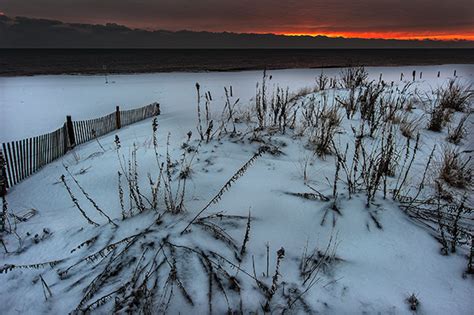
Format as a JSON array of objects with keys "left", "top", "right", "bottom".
[{"left": 1, "top": 49, "right": 473, "bottom": 76}]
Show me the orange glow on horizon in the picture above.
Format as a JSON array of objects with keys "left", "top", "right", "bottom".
[{"left": 275, "top": 31, "right": 474, "bottom": 41}]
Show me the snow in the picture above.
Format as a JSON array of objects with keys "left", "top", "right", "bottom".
[
  {"left": 1, "top": 64, "right": 473, "bottom": 142},
  {"left": 0, "top": 64, "right": 473, "bottom": 314}
]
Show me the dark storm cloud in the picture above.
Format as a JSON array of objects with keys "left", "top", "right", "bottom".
[
  {"left": 1, "top": 15, "right": 473, "bottom": 48},
  {"left": 2, "top": 0, "right": 473, "bottom": 36}
]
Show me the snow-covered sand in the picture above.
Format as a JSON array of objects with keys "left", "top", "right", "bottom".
[
  {"left": 0, "top": 65, "right": 473, "bottom": 314},
  {"left": 1, "top": 64, "right": 473, "bottom": 142}
]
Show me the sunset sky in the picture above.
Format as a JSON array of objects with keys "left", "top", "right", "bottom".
[{"left": 1, "top": 0, "right": 474, "bottom": 40}]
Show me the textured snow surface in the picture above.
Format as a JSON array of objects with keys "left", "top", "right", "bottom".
[
  {"left": 1, "top": 64, "right": 473, "bottom": 142},
  {"left": 0, "top": 65, "right": 473, "bottom": 314}
]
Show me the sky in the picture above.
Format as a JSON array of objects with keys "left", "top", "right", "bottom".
[{"left": 1, "top": 0, "right": 473, "bottom": 40}]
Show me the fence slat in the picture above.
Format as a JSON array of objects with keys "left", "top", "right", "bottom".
[
  {"left": 6, "top": 143, "right": 14, "bottom": 186},
  {"left": 26, "top": 139, "right": 30, "bottom": 178},
  {"left": 0, "top": 148, "right": 7, "bottom": 196},
  {"left": 22, "top": 139, "right": 27, "bottom": 180},
  {"left": 25, "top": 139, "right": 29, "bottom": 179},
  {"left": 33, "top": 138, "right": 37, "bottom": 175},
  {"left": 46, "top": 133, "right": 50, "bottom": 164},
  {"left": 52, "top": 130, "right": 57, "bottom": 161},
  {"left": 14, "top": 141, "right": 21, "bottom": 184},
  {"left": 28, "top": 138, "right": 33, "bottom": 177},
  {"left": 19, "top": 140, "right": 25, "bottom": 181},
  {"left": 2, "top": 144, "right": 12, "bottom": 188},
  {"left": 38, "top": 135, "right": 43, "bottom": 169},
  {"left": 17, "top": 141, "right": 22, "bottom": 182}
]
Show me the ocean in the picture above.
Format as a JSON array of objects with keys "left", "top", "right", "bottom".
[{"left": 1, "top": 49, "right": 473, "bottom": 76}]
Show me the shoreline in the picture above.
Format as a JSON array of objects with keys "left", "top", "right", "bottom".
[{"left": 1, "top": 62, "right": 473, "bottom": 77}]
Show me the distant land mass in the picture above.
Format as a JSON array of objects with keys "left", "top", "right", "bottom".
[{"left": 1, "top": 15, "right": 474, "bottom": 49}]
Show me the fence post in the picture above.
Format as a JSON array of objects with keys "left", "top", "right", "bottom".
[
  {"left": 0, "top": 149, "right": 7, "bottom": 197},
  {"left": 66, "top": 115, "right": 76, "bottom": 148},
  {"left": 116, "top": 106, "right": 121, "bottom": 129},
  {"left": 155, "top": 103, "right": 161, "bottom": 116}
]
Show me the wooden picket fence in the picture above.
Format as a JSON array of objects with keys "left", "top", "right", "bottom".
[
  {"left": 0, "top": 102, "right": 160, "bottom": 195},
  {"left": 73, "top": 112, "right": 117, "bottom": 146}
]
